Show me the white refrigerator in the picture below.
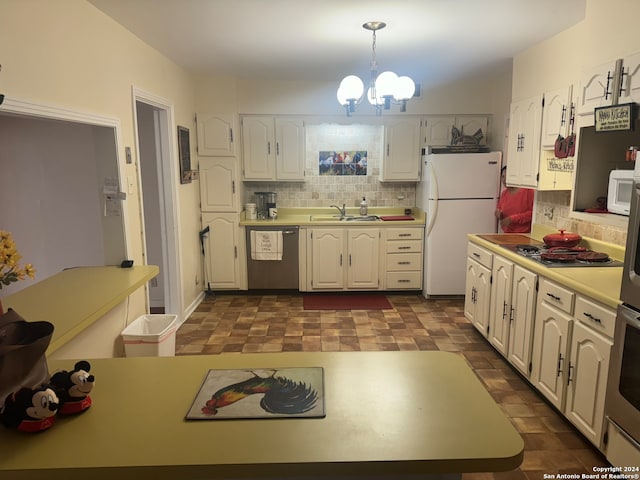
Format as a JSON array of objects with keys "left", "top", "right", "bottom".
[{"left": 416, "top": 152, "right": 502, "bottom": 297}]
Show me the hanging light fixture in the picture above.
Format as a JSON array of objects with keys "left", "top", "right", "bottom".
[{"left": 337, "top": 21, "right": 416, "bottom": 116}]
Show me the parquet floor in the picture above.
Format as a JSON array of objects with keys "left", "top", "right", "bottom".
[{"left": 175, "top": 293, "right": 609, "bottom": 480}]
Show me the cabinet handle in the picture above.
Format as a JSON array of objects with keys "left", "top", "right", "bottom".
[
  {"left": 276, "top": 142, "right": 280, "bottom": 156},
  {"left": 232, "top": 180, "right": 235, "bottom": 194},
  {"left": 386, "top": 144, "right": 390, "bottom": 156},
  {"left": 502, "top": 301, "right": 508, "bottom": 320},
  {"left": 229, "top": 127, "right": 234, "bottom": 143},
  {"left": 340, "top": 253, "right": 343, "bottom": 266},
  {"left": 557, "top": 353, "right": 563, "bottom": 377},
  {"left": 398, "top": 246, "right": 411, "bottom": 250},
  {"left": 583, "top": 312, "right": 602, "bottom": 324},
  {"left": 509, "top": 306, "right": 515, "bottom": 323},
  {"left": 471, "top": 286, "right": 477, "bottom": 304},
  {"left": 546, "top": 292, "right": 561, "bottom": 302},
  {"left": 267, "top": 141, "right": 271, "bottom": 155},
  {"left": 473, "top": 252, "right": 481, "bottom": 258},
  {"left": 619, "top": 66, "right": 628, "bottom": 96},
  {"left": 398, "top": 261, "right": 411, "bottom": 265},
  {"left": 567, "top": 362, "right": 574, "bottom": 385},
  {"left": 399, "top": 233, "right": 412, "bottom": 237},
  {"left": 398, "top": 279, "right": 410, "bottom": 283},
  {"left": 560, "top": 104, "right": 567, "bottom": 127},
  {"left": 349, "top": 254, "right": 352, "bottom": 266},
  {"left": 605, "top": 70, "right": 613, "bottom": 100}
]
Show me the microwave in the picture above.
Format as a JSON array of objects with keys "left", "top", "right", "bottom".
[{"left": 608, "top": 169, "right": 635, "bottom": 215}]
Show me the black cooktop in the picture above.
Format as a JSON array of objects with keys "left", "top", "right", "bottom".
[{"left": 501, "top": 244, "right": 624, "bottom": 268}]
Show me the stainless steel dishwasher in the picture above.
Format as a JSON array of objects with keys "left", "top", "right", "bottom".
[{"left": 246, "top": 225, "right": 299, "bottom": 289}]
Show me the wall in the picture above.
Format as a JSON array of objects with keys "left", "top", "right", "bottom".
[
  {"left": 1, "top": 0, "right": 198, "bottom": 319},
  {"left": 511, "top": 0, "right": 640, "bottom": 245}
]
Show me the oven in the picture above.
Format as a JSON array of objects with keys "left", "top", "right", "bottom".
[{"left": 606, "top": 161, "right": 640, "bottom": 448}]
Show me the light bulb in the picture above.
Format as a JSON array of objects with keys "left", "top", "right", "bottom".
[
  {"left": 394, "top": 76, "right": 416, "bottom": 101},
  {"left": 337, "top": 75, "right": 364, "bottom": 105},
  {"left": 375, "top": 71, "right": 398, "bottom": 98}
]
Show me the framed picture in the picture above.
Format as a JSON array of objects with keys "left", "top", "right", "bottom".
[
  {"left": 177, "top": 125, "right": 192, "bottom": 184},
  {"left": 319, "top": 150, "right": 367, "bottom": 176}
]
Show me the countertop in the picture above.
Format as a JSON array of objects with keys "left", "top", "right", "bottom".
[
  {"left": 240, "top": 207, "right": 426, "bottom": 227},
  {"left": 1, "top": 265, "right": 159, "bottom": 354},
  {"left": 0, "top": 351, "right": 523, "bottom": 480},
  {"left": 468, "top": 226, "right": 624, "bottom": 308}
]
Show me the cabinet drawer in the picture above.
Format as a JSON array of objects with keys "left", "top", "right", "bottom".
[
  {"left": 539, "top": 278, "right": 575, "bottom": 314},
  {"left": 467, "top": 243, "right": 493, "bottom": 269},
  {"left": 575, "top": 295, "right": 616, "bottom": 338},
  {"left": 386, "top": 239, "right": 423, "bottom": 253},
  {"left": 386, "top": 271, "right": 422, "bottom": 289},
  {"left": 386, "top": 252, "right": 421, "bottom": 271},
  {"left": 386, "top": 228, "right": 424, "bottom": 241}
]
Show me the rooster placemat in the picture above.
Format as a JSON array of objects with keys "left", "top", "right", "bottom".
[{"left": 185, "top": 367, "right": 325, "bottom": 420}]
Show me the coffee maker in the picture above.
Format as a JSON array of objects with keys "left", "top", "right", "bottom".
[{"left": 254, "top": 192, "right": 277, "bottom": 219}]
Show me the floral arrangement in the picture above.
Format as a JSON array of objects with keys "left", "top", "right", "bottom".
[{"left": 0, "top": 230, "right": 35, "bottom": 290}]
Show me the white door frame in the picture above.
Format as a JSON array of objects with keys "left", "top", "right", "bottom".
[{"left": 132, "top": 87, "right": 183, "bottom": 319}]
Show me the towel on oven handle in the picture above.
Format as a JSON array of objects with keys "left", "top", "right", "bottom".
[{"left": 250, "top": 231, "right": 283, "bottom": 261}]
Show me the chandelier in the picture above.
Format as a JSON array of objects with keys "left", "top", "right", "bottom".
[{"left": 337, "top": 21, "right": 416, "bottom": 116}]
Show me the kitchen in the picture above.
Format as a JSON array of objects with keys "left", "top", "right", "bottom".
[{"left": 1, "top": 0, "right": 640, "bottom": 476}]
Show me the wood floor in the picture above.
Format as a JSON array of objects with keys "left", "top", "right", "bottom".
[{"left": 175, "top": 293, "right": 610, "bottom": 479}]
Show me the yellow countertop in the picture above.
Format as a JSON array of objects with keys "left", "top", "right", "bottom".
[
  {"left": 1, "top": 265, "right": 159, "bottom": 354},
  {"left": 240, "top": 207, "right": 426, "bottom": 227},
  {"left": 0, "top": 351, "right": 523, "bottom": 480},
  {"left": 468, "top": 230, "right": 623, "bottom": 308}
]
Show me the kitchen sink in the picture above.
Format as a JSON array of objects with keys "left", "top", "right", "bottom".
[
  {"left": 309, "top": 215, "right": 380, "bottom": 222},
  {"left": 309, "top": 215, "right": 344, "bottom": 221},
  {"left": 345, "top": 215, "right": 380, "bottom": 221}
]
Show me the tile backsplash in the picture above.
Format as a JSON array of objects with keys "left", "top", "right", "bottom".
[{"left": 242, "top": 123, "right": 417, "bottom": 209}]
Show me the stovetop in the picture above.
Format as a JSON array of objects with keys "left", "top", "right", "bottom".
[{"left": 501, "top": 244, "right": 624, "bottom": 268}]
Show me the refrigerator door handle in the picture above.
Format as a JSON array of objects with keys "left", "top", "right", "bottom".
[{"left": 426, "top": 197, "right": 438, "bottom": 236}]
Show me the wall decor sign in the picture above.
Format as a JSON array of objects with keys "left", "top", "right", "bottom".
[
  {"left": 185, "top": 367, "right": 325, "bottom": 420},
  {"left": 547, "top": 157, "right": 574, "bottom": 172},
  {"left": 177, "top": 125, "right": 193, "bottom": 184},
  {"left": 319, "top": 150, "right": 367, "bottom": 176},
  {"left": 595, "top": 103, "right": 634, "bottom": 132}
]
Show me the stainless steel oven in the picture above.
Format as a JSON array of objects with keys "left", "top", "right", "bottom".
[{"left": 606, "top": 163, "right": 640, "bottom": 447}]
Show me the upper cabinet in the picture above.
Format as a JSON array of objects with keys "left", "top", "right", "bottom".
[
  {"left": 617, "top": 51, "right": 640, "bottom": 105},
  {"left": 422, "top": 116, "right": 489, "bottom": 147},
  {"left": 199, "top": 156, "right": 238, "bottom": 212},
  {"left": 506, "top": 94, "right": 543, "bottom": 188},
  {"left": 241, "top": 116, "right": 305, "bottom": 181},
  {"left": 196, "top": 113, "right": 238, "bottom": 156},
  {"left": 381, "top": 118, "right": 421, "bottom": 182}
]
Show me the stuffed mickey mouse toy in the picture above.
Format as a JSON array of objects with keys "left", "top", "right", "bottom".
[
  {"left": 1, "top": 385, "right": 59, "bottom": 432},
  {"left": 50, "top": 360, "right": 95, "bottom": 415}
]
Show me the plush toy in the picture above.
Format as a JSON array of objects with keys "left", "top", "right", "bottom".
[
  {"left": 50, "top": 360, "right": 95, "bottom": 415},
  {"left": 0, "top": 385, "right": 59, "bottom": 432}
]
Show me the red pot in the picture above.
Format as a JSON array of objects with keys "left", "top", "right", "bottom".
[{"left": 543, "top": 229, "right": 582, "bottom": 248}]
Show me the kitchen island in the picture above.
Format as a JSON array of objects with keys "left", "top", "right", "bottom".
[{"left": 0, "top": 351, "right": 523, "bottom": 480}]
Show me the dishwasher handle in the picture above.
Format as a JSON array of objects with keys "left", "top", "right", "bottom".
[{"left": 282, "top": 230, "right": 297, "bottom": 235}]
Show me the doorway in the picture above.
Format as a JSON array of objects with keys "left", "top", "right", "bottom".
[{"left": 133, "top": 88, "right": 182, "bottom": 318}]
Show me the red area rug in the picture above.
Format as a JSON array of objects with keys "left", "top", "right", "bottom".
[{"left": 302, "top": 294, "right": 392, "bottom": 310}]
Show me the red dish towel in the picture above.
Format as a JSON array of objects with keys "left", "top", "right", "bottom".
[{"left": 379, "top": 215, "right": 414, "bottom": 221}]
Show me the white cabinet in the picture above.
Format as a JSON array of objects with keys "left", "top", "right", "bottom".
[
  {"left": 201, "top": 212, "right": 243, "bottom": 290},
  {"left": 617, "top": 51, "right": 640, "bottom": 105},
  {"left": 383, "top": 227, "right": 424, "bottom": 290},
  {"left": 464, "top": 243, "right": 493, "bottom": 337},
  {"left": 381, "top": 118, "right": 421, "bottom": 181},
  {"left": 310, "top": 228, "right": 379, "bottom": 290},
  {"left": 241, "top": 116, "right": 305, "bottom": 181},
  {"left": 196, "top": 113, "right": 237, "bottom": 156},
  {"left": 506, "top": 95, "right": 543, "bottom": 188},
  {"left": 541, "top": 87, "right": 573, "bottom": 150},
  {"left": 487, "top": 255, "right": 537, "bottom": 372},
  {"left": 578, "top": 60, "right": 619, "bottom": 116},
  {"left": 199, "top": 156, "right": 238, "bottom": 212},
  {"left": 422, "top": 116, "right": 489, "bottom": 147}
]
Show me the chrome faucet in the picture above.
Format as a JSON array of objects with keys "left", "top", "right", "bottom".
[{"left": 330, "top": 203, "right": 346, "bottom": 218}]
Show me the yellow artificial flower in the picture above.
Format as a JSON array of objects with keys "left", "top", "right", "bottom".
[{"left": 0, "top": 230, "right": 36, "bottom": 290}]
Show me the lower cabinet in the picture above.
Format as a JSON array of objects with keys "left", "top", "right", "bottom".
[
  {"left": 487, "top": 255, "right": 537, "bottom": 376},
  {"left": 465, "top": 241, "right": 616, "bottom": 452},
  {"left": 383, "top": 227, "right": 424, "bottom": 289},
  {"left": 201, "top": 212, "right": 243, "bottom": 289},
  {"left": 464, "top": 243, "right": 493, "bottom": 336},
  {"left": 310, "top": 228, "right": 380, "bottom": 290}
]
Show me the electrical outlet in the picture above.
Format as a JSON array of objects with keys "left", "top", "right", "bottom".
[{"left": 150, "top": 277, "right": 158, "bottom": 288}]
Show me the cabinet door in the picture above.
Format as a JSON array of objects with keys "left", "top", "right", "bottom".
[
  {"left": 464, "top": 257, "right": 491, "bottom": 337},
  {"left": 311, "top": 229, "right": 344, "bottom": 290},
  {"left": 196, "top": 113, "right": 237, "bottom": 156},
  {"left": 423, "top": 116, "right": 453, "bottom": 146},
  {"left": 382, "top": 118, "right": 421, "bottom": 181},
  {"left": 242, "top": 117, "right": 275, "bottom": 180},
  {"left": 347, "top": 229, "right": 380, "bottom": 289},
  {"left": 275, "top": 118, "right": 305, "bottom": 181},
  {"left": 578, "top": 60, "right": 618, "bottom": 115},
  {"left": 506, "top": 95, "right": 542, "bottom": 188},
  {"left": 488, "top": 256, "right": 513, "bottom": 356},
  {"left": 201, "top": 213, "right": 241, "bottom": 289},
  {"left": 541, "top": 87, "right": 572, "bottom": 149},
  {"left": 199, "top": 157, "right": 238, "bottom": 212},
  {"left": 618, "top": 52, "right": 640, "bottom": 105},
  {"left": 531, "top": 301, "right": 571, "bottom": 410},
  {"left": 507, "top": 265, "right": 537, "bottom": 376},
  {"left": 565, "top": 321, "right": 612, "bottom": 447}
]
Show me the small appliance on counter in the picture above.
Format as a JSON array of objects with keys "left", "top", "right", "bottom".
[{"left": 254, "top": 192, "right": 277, "bottom": 220}]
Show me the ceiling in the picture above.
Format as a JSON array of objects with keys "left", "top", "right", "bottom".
[{"left": 88, "top": 0, "right": 586, "bottom": 89}]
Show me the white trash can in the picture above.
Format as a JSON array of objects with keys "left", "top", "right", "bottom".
[{"left": 121, "top": 314, "right": 178, "bottom": 357}]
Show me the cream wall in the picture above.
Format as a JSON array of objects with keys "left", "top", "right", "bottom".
[
  {"left": 511, "top": 0, "right": 640, "bottom": 245},
  {"left": 1, "top": 0, "right": 200, "bottom": 321}
]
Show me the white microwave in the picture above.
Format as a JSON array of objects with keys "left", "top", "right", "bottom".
[{"left": 608, "top": 169, "right": 635, "bottom": 215}]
